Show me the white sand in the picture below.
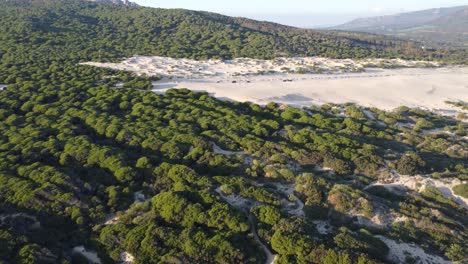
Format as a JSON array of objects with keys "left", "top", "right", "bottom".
[
  {"left": 313, "top": 220, "right": 333, "bottom": 235},
  {"left": 371, "top": 173, "right": 467, "bottom": 209},
  {"left": 353, "top": 214, "right": 384, "bottom": 228},
  {"left": 82, "top": 56, "right": 440, "bottom": 78},
  {"left": 274, "top": 182, "right": 305, "bottom": 217},
  {"left": 120, "top": 252, "right": 135, "bottom": 264},
  {"left": 215, "top": 186, "right": 257, "bottom": 209},
  {"left": 210, "top": 142, "right": 255, "bottom": 165},
  {"left": 83, "top": 56, "right": 467, "bottom": 116},
  {"left": 151, "top": 67, "right": 468, "bottom": 116},
  {"left": 72, "top": 246, "right": 102, "bottom": 264},
  {"left": 247, "top": 213, "right": 277, "bottom": 264},
  {"left": 211, "top": 142, "right": 244, "bottom": 155},
  {"left": 103, "top": 214, "right": 119, "bottom": 225},
  {"left": 102, "top": 190, "right": 151, "bottom": 226},
  {"left": 376, "top": 236, "right": 451, "bottom": 264}
]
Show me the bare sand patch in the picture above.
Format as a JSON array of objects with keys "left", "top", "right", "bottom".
[
  {"left": 370, "top": 173, "right": 467, "bottom": 209},
  {"left": 313, "top": 220, "right": 333, "bottom": 235},
  {"left": 72, "top": 246, "right": 101, "bottom": 264},
  {"left": 82, "top": 56, "right": 440, "bottom": 79},
  {"left": 83, "top": 56, "right": 467, "bottom": 116},
  {"left": 153, "top": 67, "right": 468, "bottom": 117},
  {"left": 376, "top": 235, "right": 450, "bottom": 264},
  {"left": 120, "top": 252, "right": 135, "bottom": 264}
]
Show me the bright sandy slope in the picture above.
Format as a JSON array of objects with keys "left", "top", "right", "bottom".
[{"left": 83, "top": 56, "right": 468, "bottom": 116}]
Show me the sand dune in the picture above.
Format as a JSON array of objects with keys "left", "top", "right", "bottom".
[
  {"left": 83, "top": 56, "right": 467, "bottom": 116},
  {"left": 154, "top": 67, "right": 468, "bottom": 117},
  {"left": 82, "top": 56, "right": 440, "bottom": 79}
]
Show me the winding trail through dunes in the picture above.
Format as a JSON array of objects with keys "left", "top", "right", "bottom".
[
  {"left": 248, "top": 214, "right": 277, "bottom": 264},
  {"left": 273, "top": 182, "right": 305, "bottom": 217},
  {"left": 215, "top": 186, "right": 277, "bottom": 264}
]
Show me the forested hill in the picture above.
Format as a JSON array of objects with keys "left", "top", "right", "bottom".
[
  {"left": 0, "top": 0, "right": 402, "bottom": 61},
  {"left": 0, "top": 0, "right": 466, "bottom": 74}
]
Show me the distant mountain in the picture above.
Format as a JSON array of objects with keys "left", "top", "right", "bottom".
[{"left": 332, "top": 6, "right": 468, "bottom": 46}]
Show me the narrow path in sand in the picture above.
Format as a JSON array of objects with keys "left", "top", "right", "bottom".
[
  {"left": 215, "top": 185, "right": 277, "bottom": 264},
  {"left": 248, "top": 213, "right": 277, "bottom": 264}
]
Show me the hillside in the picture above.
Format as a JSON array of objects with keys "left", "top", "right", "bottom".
[
  {"left": 0, "top": 0, "right": 466, "bottom": 76},
  {"left": 333, "top": 6, "right": 468, "bottom": 46},
  {"left": 0, "top": 1, "right": 467, "bottom": 264}
]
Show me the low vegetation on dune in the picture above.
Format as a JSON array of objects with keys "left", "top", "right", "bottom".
[
  {"left": 0, "top": 1, "right": 467, "bottom": 264},
  {"left": 453, "top": 184, "right": 468, "bottom": 198}
]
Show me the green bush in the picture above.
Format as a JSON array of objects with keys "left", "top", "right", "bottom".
[{"left": 452, "top": 184, "right": 468, "bottom": 198}]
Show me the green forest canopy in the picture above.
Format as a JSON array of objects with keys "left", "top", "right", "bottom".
[{"left": 0, "top": 0, "right": 467, "bottom": 263}]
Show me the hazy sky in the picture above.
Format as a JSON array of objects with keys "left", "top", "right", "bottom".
[{"left": 133, "top": 0, "right": 468, "bottom": 27}]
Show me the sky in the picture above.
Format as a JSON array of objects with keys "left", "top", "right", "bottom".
[{"left": 132, "top": 0, "right": 468, "bottom": 27}]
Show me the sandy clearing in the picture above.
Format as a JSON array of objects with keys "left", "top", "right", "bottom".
[
  {"left": 151, "top": 67, "right": 468, "bottom": 116},
  {"left": 72, "top": 246, "right": 102, "bottom": 264},
  {"left": 370, "top": 173, "right": 467, "bottom": 209},
  {"left": 376, "top": 236, "right": 451, "bottom": 264},
  {"left": 273, "top": 182, "right": 305, "bottom": 217},
  {"left": 211, "top": 142, "right": 244, "bottom": 155},
  {"left": 102, "top": 190, "right": 151, "bottom": 226},
  {"left": 120, "top": 252, "right": 135, "bottom": 264},
  {"left": 422, "top": 128, "right": 468, "bottom": 141},
  {"left": 103, "top": 214, "right": 119, "bottom": 225},
  {"left": 353, "top": 214, "right": 385, "bottom": 228},
  {"left": 83, "top": 56, "right": 467, "bottom": 116},
  {"left": 82, "top": 56, "right": 440, "bottom": 79},
  {"left": 215, "top": 186, "right": 258, "bottom": 209},
  {"left": 210, "top": 142, "right": 255, "bottom": 165},
  {"left": 313, "top": 220, "right": 333, "bottom": 235}
]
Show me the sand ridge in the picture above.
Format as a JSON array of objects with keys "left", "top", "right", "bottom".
[
  {"left": 83, "top": 56, "right": 468, "bottom": 116},
  {"left": 82, "top": 56, "right": 441, "bottom": 79}
]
